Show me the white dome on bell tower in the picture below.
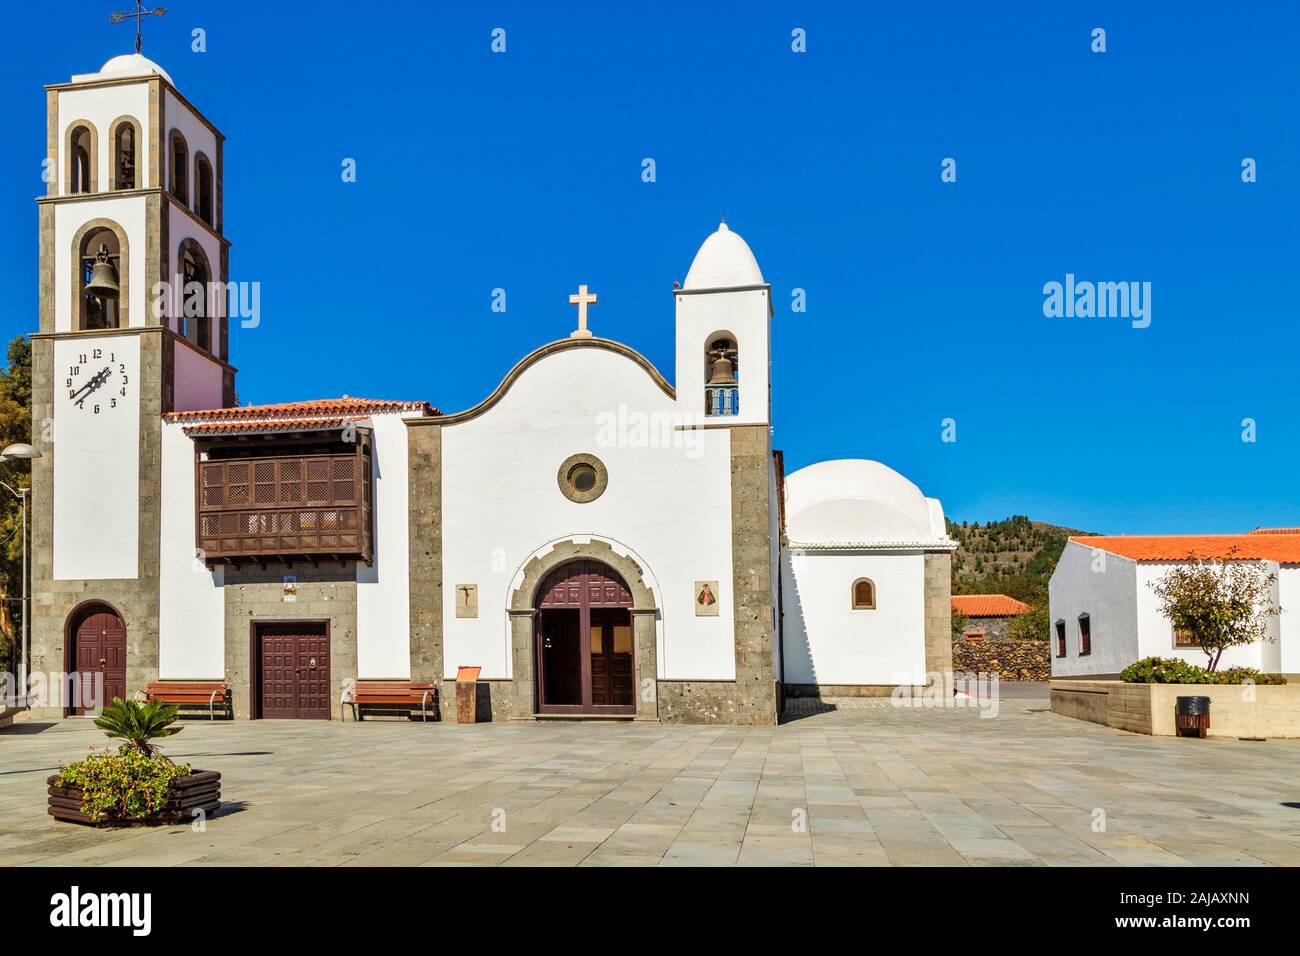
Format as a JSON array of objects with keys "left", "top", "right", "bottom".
[
  {"left": 72, "top": 53, "right": 173, "bottom": 84},
  {"left": 683, "top": 221, "right": 765, "bottom": 290}
]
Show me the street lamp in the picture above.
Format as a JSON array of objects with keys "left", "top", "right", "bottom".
[{"left": 1, "top": 442, "right": 41, "bottom": 706}]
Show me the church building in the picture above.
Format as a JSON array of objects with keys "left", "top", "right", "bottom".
[{"left": 28, "top": 51, "right": 954, "bottom": 724}]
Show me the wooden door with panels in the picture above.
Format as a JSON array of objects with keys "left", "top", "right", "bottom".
[
  {"left": 67, "top": 603, "right": 127, "bottom": 715},
  {"left": 254, "top": 621, "right": 330, "bottom": 719},
  {"left": 534, "top": 561, "right": 635, "bottom": 715}
]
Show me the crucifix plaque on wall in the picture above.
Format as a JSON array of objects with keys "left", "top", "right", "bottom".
[{"left": 456, "top": 583, "right": 479, "bottom": 618}]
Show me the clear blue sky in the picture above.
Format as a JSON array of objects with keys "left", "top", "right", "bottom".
[{"left": 3, "top": 1, "right": 1297, "bottom": 534}]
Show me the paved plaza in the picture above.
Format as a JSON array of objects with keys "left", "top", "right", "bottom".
[{"left": 3, "top": 694, "right": 1300, "bottom": 867}]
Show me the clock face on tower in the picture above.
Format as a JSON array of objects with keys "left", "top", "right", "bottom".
[{"left": 65, "top": 346, "right": 131, "bottom": 416}]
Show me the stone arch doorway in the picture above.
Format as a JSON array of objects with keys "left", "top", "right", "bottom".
[
  {"left": 535, "top": 560, "right": 635, "bottom": 715},
  {"left": 65, "top": 601, "right": 127, "bottom": 716},
  {"left": 509, "top": 539, "right": 659, "bottom": 720}
]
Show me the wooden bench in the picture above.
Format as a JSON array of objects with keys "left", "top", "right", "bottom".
[
  {"left": 344, "top": 680, "right": 438, "bottom": 722},
  {"left": 145, "top": 681, "right": 231, "bottom": 720}
]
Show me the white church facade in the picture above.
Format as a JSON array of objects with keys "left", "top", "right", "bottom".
[{"left": 28, "top": 52, "right": 954, "bottom": 724}]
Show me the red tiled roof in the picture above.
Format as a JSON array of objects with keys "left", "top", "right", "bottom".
[
  {"left": 1071, "top": 534, "right": 1300, "bottom": 564},
  {"left": 165, "top": 397, "right": 437, "bottom": 422},
  {"left": 951, "top": 594, "right": 1032, "bottom": 617},
  {"left": 1248, "top": 527, "right": 1300, "bottom": 535},
  {"left": 182, "top": 417, "right": 364, "bottom": 436}
]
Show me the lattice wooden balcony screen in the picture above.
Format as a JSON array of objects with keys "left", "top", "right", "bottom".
[{"left": 196, "top": 446, "right": 373, "bottom": 563}]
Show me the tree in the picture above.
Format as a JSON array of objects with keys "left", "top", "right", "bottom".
[
  {"left": 0, "top": 336, "right": 32, "bottom": 677},
  {"left": 951, "top": 607, "right": 968, "bottom": 638},
  {"left": 1150, "top": 554, "right": 1280, "bottom": 671},
  {"left": 1009, "top": 606, "right": 1048, "bottom": 642}
]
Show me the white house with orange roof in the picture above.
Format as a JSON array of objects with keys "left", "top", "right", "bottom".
[
  {"left": 23, "top": 48, "right": 954, "bottom": 724},
  {"left": 1049, "top": 532, "right": 1300, "bottom": 678}
]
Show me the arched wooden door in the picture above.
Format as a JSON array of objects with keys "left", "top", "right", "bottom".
[
  {"left": 67, "top": 603, "right": 127, "bottom": 715},
  {"left": 535, "top": 560, "right": 635, "bottom": 715}
]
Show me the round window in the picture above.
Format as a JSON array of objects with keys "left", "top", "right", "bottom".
[
  {"left": 568, "top": 463, "right": 598, "bottom": 492},
  {"left": 557, "top": 454, "right": 608, "bottom": 503}
]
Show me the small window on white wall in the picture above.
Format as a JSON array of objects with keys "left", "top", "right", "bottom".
[
  {"left": 851, "top": 578, "right": 875, "bottom": 610},
  {"left": 1078, "top": 613, "right": 1091, "bottom": 656}
]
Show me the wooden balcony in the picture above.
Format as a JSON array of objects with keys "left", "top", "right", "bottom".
[{"left": 196, "top": 445, "right": 373, "bottom": 565}]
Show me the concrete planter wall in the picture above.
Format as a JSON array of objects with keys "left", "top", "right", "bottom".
[{"left": 1050, "top": 680, "right": 1300, "bottom": 738}]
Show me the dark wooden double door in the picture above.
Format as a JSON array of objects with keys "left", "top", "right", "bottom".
[
  {"left": 70, "top": 605, "right": 127, "bottom": 715},
  {"left": 256, "top": 622, "right": 330, "bottom": 719},
  {"left": 536, "top": 561, "right": 635, "bottom": 715}
]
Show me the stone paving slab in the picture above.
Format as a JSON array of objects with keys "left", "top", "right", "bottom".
[{"left": 3, "top": 699, "right": 1300, "bottom": 866}]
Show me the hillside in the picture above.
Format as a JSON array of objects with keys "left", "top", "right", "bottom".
[{"left": 947, "top": 515, "right": 1088, "bottom": 606}]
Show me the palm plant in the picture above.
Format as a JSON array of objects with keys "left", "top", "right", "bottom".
[{"left": 93, "top": 697, "right": 182, "bottom": 758}]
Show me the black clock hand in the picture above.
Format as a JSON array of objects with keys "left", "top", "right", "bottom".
[{"left": 72, "top": 366, "right": 112, "bottom": 408}]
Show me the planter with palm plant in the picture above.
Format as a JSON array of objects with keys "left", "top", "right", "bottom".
[{"left": 47, "top": 697, "right": 221, "bottom": 826}]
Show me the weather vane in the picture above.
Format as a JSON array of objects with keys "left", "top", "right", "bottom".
[{"left": 110, "top": 3, "right": 167, "bottom": 55}]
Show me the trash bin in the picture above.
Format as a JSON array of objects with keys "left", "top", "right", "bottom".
[
  {"left": 456, "top": 666, "right": 481, "bottom": 724},
  {"left": 1175, "top": 695, "right": 1211, "bottom": 738}
]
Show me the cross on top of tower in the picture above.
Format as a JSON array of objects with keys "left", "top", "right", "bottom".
[
  {"left": 568, "top": 284, "right": 597, "bottom": 339},
  {"left": 110, "top": 3, "right": 167, "bottom": 55}
]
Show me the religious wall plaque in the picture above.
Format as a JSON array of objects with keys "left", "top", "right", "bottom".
[
  {"left": 695, "top": 580, "right": 719, "bottom": 617},
  {"left": 455, "top": 583, "right": 478, "bottom": 618}
]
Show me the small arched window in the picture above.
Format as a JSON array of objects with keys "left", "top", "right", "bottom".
[
  {"left": 169, "top": 130, "right": 189, "bottom": 205},
  {"left": 195, "top": 153, "right": 214, "bottom": 225},
  {"left": 68, "top": 124, "right": 96, "bottom": 194},
  {"left": 180, "top": 241, "right": 212, "bottom": 352},
  {"left": 111, "top": 119, "right": 139, "bottom": 190},
  {"left": 851, "top": 578, "right": 876, "bottom": 610},
  {"left": 704, "top": 333, "right": 739, "bottom": 417}
]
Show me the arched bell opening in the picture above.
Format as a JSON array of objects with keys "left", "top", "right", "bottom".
[
  {"left": 76, "top": 226, "right": 125, "bottom": 330},
  {"left": 704, "top": 332, "right": 739, "bottom": 417}
]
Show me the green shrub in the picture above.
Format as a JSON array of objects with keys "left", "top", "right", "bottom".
[
  {"left": 1120, "top": 656, "right": 1286, "bottom": 685},
  {"left": 1216, "top": 667, "right": 1287, "bottom": 686},
  {"left": 56, "top": 747, "right": 191, "bottom": 822},
  {"left": 1121, "top": 657, "right": 1211, "bottom": 684}
]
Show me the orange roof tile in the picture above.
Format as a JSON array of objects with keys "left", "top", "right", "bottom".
[
  {"left": 1071, "top": 534, "right": 1300, "bottom": 564},
  {"left": 165, "top": 397, "right": 437, "bottom": 422},
  {"left": 951, "top": 594, "right": 1032, "bottom": 617},
  {"left": 182, "top": 417, "right": 364, "bottom": 436},
  {"left": 1248, "top": 527, "right": 1300, "bottom": 535}
]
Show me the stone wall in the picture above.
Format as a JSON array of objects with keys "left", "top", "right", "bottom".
[
  {"left": 1050, "top": 679, "right": 1300, "bottom": 738},
  {"left": 923, "top": 552, "right": 952, "bottom": 679},
  {"left": 222, "top": 563, "right": 358, "bottom": 720},
  {"left": 961, "top": 615, "right": 1013, "bottom": 640},
  {"left": 405, "top": 423, "right": 445, "bottom": 716},
  {"left": 953, "top": 639, "right": 1051, "bottom": 681}
]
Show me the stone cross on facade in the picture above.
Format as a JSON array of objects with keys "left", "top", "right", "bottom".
[{"left": 568, "top": 284, "right": 597, "bottom": 339}]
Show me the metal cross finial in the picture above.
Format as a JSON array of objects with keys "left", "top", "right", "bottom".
[
  {"left": 568, "top": 283, "right": 597, "bottom": 339},
  {"left": 110, "top": 3, "right": 167, "bottom": 55}
]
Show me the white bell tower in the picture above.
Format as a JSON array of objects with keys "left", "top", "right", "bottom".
[
  {"left": 29, "top": 43, "right": 236, "bottom": 712},
  {"left": 674, "top": 221, "right": 773, "bottom": 426}
]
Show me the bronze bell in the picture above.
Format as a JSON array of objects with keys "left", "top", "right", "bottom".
[
  {"left": 706, "top": 349, "right": 737, "bottom": 386},
  {"left": 86, "top": 246, "right": 120, "bottom": 299}
]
